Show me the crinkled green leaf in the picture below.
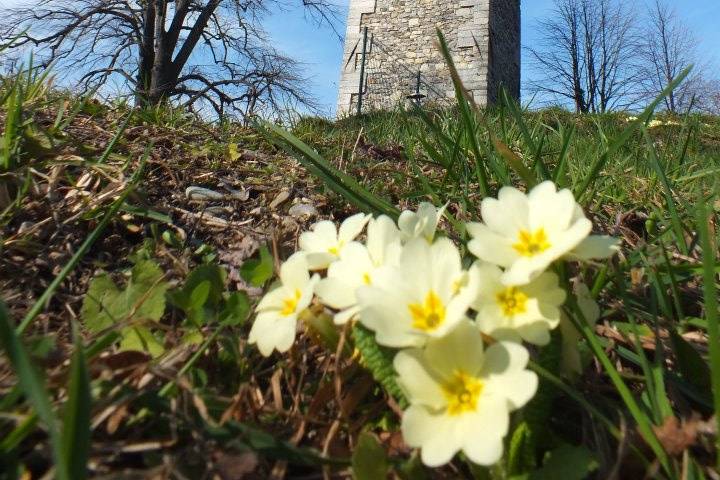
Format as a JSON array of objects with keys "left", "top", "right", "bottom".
[
  {"left": 81, "top": 274, "right": 120, "bottom": 333},
  {"left": 81, "top": 259, "right": 168, "bottom": 334},
  {"left": 81, "top": 259, "right": 168, "bottom": 356},
  {"left": 352, "top": 432, "right": 388, "bottom": 480},
  {"left": 351, "top": 324, "right": 407, "bottom": 408},
  {"left": 507, "top": 422, "right": 537, "bottom": 476},
  {"left": 119, "top": 326, "right": 165, "bottom": 357}
]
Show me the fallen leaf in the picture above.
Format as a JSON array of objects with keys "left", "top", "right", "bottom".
[
  {"left": 213, "top": 451, "right": 259, "bottom": 480},
  {"left": 652, "top": 416, "right": 699, "bottom": 456},
  {"left": 269, "top": 190, "right": 291, "bottom": 210}
]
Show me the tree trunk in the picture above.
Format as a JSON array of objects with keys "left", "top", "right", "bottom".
[
  {"left": 136, "top": 1, "right": 157, "bottom": 105},
  {"left": 140, "top": 0, "right": 221, "bottom": 106},
  {"left": 146, "top": 0, "right": 174, "bottom": 105}
]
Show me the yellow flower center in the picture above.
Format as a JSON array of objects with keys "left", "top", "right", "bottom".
[
  {"left": 513, "top": 228, "right": 551, "bottom": 257},
  {"left": 362, "top": 273, "right": 372, "bottom": 285},
  {"left": 280, "top": 289, "right": 302, "bottom": 316},
  {"left": 408, "top": 291, "right": 446, "bottom": 332},
  {"left": 443, "top": 370, "right": 484, "bottom": 416},
  {"left": 496, "top": 287, "right": 529, "bottom": 317}
]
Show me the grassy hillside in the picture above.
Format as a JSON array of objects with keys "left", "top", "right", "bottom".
[{"left": 1, "top": 59, "right": 719, "bottom": 480}]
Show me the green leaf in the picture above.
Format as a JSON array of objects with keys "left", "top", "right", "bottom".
[
  {"left": 181, "top": 330, "right": 205, "bottom": 346},
  {"left": 81, "top": 274, "right": 121, "bottom": 332},
  {"left": 227, "top": 142, "right": 242, "bottom": 162},
  {"left": 567, "top": 299, "right": 670, "bottom": 473},
  {"left": 162, "top": 229, "right": 183, "bottom": 248},
  {"left": 0, "top": 302, "right": 69, "bottom": 480},
  {"left": 205, "top": 420, "right": 348, "bottom": 467},
  {"left": 352, "top": 432, "right": 389, "bottom": 480},
  {"left": 351, "top": 324, "right": 407, "bottom": 408},
  {"left": 614, "top": 322, "right": 654, "bottom": 338},
  {"left": 528, "top": 444, "right": 598, "bottom": 480},
  {"left": 119, "top": 326, "right": 165, "bottom": 358},
  {"left": 189, "top": 281, "right": 211, "bottom": 311},
  {"left": 433, "top": 30, "right": 490, "bottom": 195},
  {"left": 396, "top": 453, "right": 429, "bottom": 480},
  {"left": 81, "top": 259, "right": 168, "bottom": 357},
  {"left": 220, "top": 292, "right": 250, "bottom": 326},
  {"left": 512, "top": 331, "right": 562, "bottom": 475},
  {"left": 0, "top": 412, "right": 38, "bottom": 453},
  {"left": 81, "top": 259, "right": 168, "bottom": 333},
  {"left": 507, "top": 422, "right": 536, "bottom": 476},
  {"left": 184, "top": 265, "right": 227, "bottom": 307},
  {"left": 642, "top": 128, "right": 688, "bottom": 255},
  {"left": 61, "top": 329, "right": 91, "bottom": 480},
  {"left": 240, "top": 245, "right": 274, "bottom": 287}
]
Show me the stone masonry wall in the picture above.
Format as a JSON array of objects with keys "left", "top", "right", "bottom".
[{"left": 336, "top": 0, "right": 521, "bottom": 116}]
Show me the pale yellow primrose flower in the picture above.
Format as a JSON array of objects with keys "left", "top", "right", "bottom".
[
  {"left": 398, "top": 202, "right": 446, "bottom": 243},
  {"left": 467, "top": 181, "right": 619, "bottom": 286},
  {"left": 356, "top": 237, "right": 479, "bottom": 348},
  {"left": 395, "top": 321, "right": 538, "bottom": 467},
  {"left": 298, "top": 213, "right": 371, "bottom": 270},
  {"left": 315, "top": 216, "right": 402, "bottom": 325},
  {"left": 249, "top": 253, "right": 319, "bottom": 356},
  {"left": 473, "top": 263, "right": 566, "bottom": 346}
]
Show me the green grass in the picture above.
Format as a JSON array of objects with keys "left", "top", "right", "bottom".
[
  {"left": 266, "top": 33, "right": 719, "bottom": 479},
  {"left": 1, "top": 33, "right": 719, "bottom": 479},
  {"left": 293, "top": 103, "right": 720, "bottom": 211}
]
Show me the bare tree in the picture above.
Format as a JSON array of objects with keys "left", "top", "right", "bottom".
[
  {"left": 640, "top": 0, "right": 703, "bottom": 113},
  {"left": 701, "top": 79, "right": 720, "bottom": 115},
  {"left": 526, "top": 0, "right": 641, "bottom": 113},
  {"left": 0, "top": 0, "right": 339, "bottom": 118}
]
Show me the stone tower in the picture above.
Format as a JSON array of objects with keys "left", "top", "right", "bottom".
[{"left": 336, "top": 0, "right": 521, "bottom": 116}]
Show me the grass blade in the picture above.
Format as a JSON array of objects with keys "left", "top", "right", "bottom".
[
  {"left": 697, "top": 199, "right": 720, "bottom": 468},
  {"left": 0, "top": 302, "right": 69, "bottom": 480},
  {"left": 0, "top": 412, "right": 38, "bottom": 452},
  {"left": 94, "top": 112, "right": 133, "bottom": 165},
  {"left": 434, "top": 30, "right": 491, "bottom": 195},
  {"left": 642, "top": 128, "right": 689, "bottom": 255},
  {"left": 61, "top": 327, "right": 92, "bottom": 480},
  {"left": 576, "top": 66, "right": 692, "bottom": 201},
  {"left": 552, "top": 122, "right": 576, "bottom": 187},
  {"left": 501, "top": 88, "right": 550, "bottom": 182},
  {"left": 257, "top": 120, "right": 399, "bottom": 219},
  {"left": 566, "top": 299, "right": 672, "bottom": 475}
]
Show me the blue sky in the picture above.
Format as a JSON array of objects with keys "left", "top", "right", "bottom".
[
  {"left": 264, "top": 0, "right": 720, "bottom": 116},
  {"left": 3, "top": 0, "right": 717, "bottom": 115}
]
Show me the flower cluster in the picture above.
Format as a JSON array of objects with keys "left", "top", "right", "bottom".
[{"left": 248, "top": 181, "right": 619, "bottom": 467}]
